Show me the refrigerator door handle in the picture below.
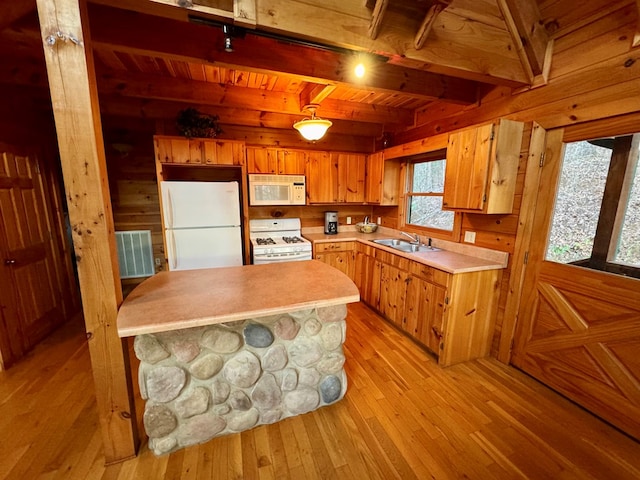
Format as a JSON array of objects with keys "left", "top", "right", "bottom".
[
  {"left": 166, "top": 188, "right": 174, "bottom": 229},
  {"left": 169, "top": 230, "right": 178, "bottom": 270}
]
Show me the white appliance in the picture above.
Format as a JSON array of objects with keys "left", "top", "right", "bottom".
[
  {"left": 249, "top": 218, "right": 312, "bottom": 264},
  {"left": 248, "top": 174, "right": 306, "bottom": 206},
  {"left": 161, "top": 180, "right": 243, "bottom": 271}
]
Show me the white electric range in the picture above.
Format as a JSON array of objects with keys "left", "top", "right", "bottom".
[{"left": 249, "top": 218, "right": 312, "bottom": 264}]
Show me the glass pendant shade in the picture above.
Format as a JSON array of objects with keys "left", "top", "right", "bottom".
[{"left": 293, "top": 105, "right": 332, "bottom": 141}]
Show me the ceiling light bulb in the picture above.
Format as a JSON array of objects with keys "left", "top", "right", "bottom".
[{"left": 355, "top": 62, "right": 366, "bottom": 78}]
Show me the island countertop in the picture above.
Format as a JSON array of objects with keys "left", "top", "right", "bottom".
[{"left": 117, "top": 260, "right": 360, "bottom": 337}]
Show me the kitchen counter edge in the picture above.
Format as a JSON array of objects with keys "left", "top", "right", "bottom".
[{"left": 303, "top": 230, "right": 508, "bottom": 274}]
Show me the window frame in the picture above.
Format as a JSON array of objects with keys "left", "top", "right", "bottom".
[
  {"left": 401, "top": 149, "right": 461, "bottom": 240},
  {"left": 546, "top": 132, "right": 640, "bottom": 279}
]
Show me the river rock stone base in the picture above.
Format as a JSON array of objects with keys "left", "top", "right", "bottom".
[{"left": 135, "top": 305, "right": 348, "bottom": 456}]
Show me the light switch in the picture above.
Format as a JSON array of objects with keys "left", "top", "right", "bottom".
[
  {"left": 346, "top": 216, "right": 352, "bottom": 224},
  {"left": 464, "top": 231, "right": 476, "bottom": 243}
]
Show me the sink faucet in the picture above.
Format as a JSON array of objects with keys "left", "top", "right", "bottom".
[
  {"left": 363, "top": 216, "right": 370, "bottom": 224},
  {"left": 400, "top": 231, "right": 420, "bottom": 244}
]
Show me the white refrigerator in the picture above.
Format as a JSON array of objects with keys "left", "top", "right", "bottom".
[{"left": 161, "top": 180, "right": 243, "bottom": 271}]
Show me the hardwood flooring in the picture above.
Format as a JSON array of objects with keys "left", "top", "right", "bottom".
[{"left": 1, "top": 302, "right": 639, "bottom": 479}]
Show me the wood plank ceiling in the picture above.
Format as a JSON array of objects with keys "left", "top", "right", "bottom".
[{"left": 0, "top": 0, "right": 637, "bottom": 145}]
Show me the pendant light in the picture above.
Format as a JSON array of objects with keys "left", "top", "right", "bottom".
[{"left": 293, "top": 104, "right": 332, "bottom": 141}]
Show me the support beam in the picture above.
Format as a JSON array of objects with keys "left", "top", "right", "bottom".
[
  {"left": 234, "top": 0, "right": 257, "bottom": 28},
  {"left": 299, "top": 83, "right": 337, "bottom": 109},
  {"left": 414, "top": 3, "right": 445, "bottom": 50},
  {"left": 498, "top": 0, "right": 551, "bottom": 79},
  {"left": 87, "top": 3, "right": 479, "bottom": 105},
  {"left": 96, "top": 69, "right": 414, "bottom": 125},
  {"left": 368, "top": 0, "right": 388, "bottom": 40},
  {"left": 35, "top": 0, "right": 139, "bottom": 464},
  {"left": 634, "top": 0, "right": 640, "bottom": 47}
]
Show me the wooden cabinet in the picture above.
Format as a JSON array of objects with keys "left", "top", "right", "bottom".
[
  {"left": 306, "top": 151, "right": 366, "bottom": 203},
  {"left": 154, "top": 136, "right": 245, "bottom": 166},
  {"left": 365, "top": 152, "right": 400, "bottom": 205},
  {"left": 354, "top": 243, "right": 380, "bottom": 307},
  {"left": 353, "top": 242, "right": 500, "bottom": 367},
  {"left": 246, "top": 147, "right": 306, "bottom": 175},
  {"left": 379, "top": 259, "right": 410, "bottom": 329},
  {"left": 443, "top": 119, "right": 524, "bottom": 214},
  {"left": 314, "top": 241, "right": 355, "bottom": 280}
]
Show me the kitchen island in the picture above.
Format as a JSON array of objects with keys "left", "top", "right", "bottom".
[{"left": 117, "top": 260, "right": 359, "bottom": 455}]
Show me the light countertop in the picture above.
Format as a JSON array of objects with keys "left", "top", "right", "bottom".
[
  {"left": 303, "top": 228, "right": 509, "bottom": 274},
  {"left": 117, "top": 260, "right": 360, "bottom": 337}
]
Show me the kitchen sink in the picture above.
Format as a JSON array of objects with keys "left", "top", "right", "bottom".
[{"left": 372, "top": 238, "right": 441, "bottom": 253}]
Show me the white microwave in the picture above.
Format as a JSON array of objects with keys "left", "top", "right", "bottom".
[{"left": 248, "top": 174, "right": 306, "bottom": 206}]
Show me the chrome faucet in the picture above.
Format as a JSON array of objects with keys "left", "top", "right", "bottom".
[
  {"left": 400, "top": 231, "right": 420, "bottom": 244},
  {"left": 363, "top": 216, "right": 370, "bottom": 224}
]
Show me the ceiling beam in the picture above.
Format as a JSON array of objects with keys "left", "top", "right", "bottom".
[
  {"left": 368, "top": 0, "right": 388, "bottom": 40},
  {"left": 497, "top": 0, "right": 551, "bottom": 80},
  {"left": 96, "top": 69, "right": 414, "bottom": 126},
  {"left": 98, "top": 95, "right": 384, "bottom": 136},
  {"left": 87, "top": 3, "right": 479, "bottom": 105}
]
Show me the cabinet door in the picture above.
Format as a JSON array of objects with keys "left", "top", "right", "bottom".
[
  {"left": 203, "top": 140, "right": 245, "bottom": 166},
  {"left": 354, "top": 249, "right": 378, "bottom": 306},
  {"left": 315, "top": 251, "right": 355, "bottom": 280},
  {"left": 405, "top": 277, "right": 446, "bottom": 354},
  {"left": 155, "top": 137, "right": 202, "bottom": 164},
  {"left": 335, "top": 153, "right": 366, "bottom": 203},
  {"left": 366, "top": 151, "right": 384, "bottom": 204},
  {"left": 306, "top": 150, "right": 336, "bottom": 203},
  {"left": 443, "top": 123, "right": 493, "bottom": 211},
  {"left": 379, "top": 263, "right": 409, "bottom": 328},
  {"left": 278, "top": 150, "right": 306, "bottom": 175},
  {"left": 246, "top": 147, "right": 278, "bottom": 173}
]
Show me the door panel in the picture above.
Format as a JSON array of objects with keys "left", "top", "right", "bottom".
[
  {"left": 0, "top": 149, "right": 67, "bottom": 366},
  {"left": 513, "top": 129, "right": 640, "bottom": 440}
]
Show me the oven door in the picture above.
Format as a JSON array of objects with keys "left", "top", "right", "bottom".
[{"left": 252, "top": 251, "right": 312, "bottom": 264}]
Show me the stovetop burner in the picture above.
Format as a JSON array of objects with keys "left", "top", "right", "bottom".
[
  {"left": 256, "top": 237, "right": 276, "bottom": 245},
  {"left": 282, "top": 236, "right": 304, "bottom": 244}
]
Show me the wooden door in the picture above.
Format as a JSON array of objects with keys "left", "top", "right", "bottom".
[
  {"left": 246, "top": 146, "right": 278, "bottom": 173},
  {"left": 513, "top": 130, "right": 640, "bottom": 440},
  {"left": 315, "top": 251, "right": 354, "bottom": 280},
  {"left": 0, "top": 149, "right": 65, "bottom": 367},
  {"left": 365, "top": 151, "right": 384, "bottom": 204}
]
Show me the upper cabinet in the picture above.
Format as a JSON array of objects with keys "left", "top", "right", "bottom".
[
  {"left": 443, "top": 119, "right": 524, "bottom": 214},
  {"left": 154, "top": 136, "right": 245, "bottom": 166},
  {"left": 246, "top": 147, "right": 306, "bottom": 175},
  {"left": 366, "top": 151, "right": 400, "bottom": 205},
  {"left": 306, "top": 151, "right": 366, "bottom": 204}
]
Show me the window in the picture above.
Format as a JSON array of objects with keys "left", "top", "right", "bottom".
[
  {"left": 546, "top": 134, "right": 640, "bottom": 278},
  {"left": 405, "top": 151, "right": 455, "bottom": 232}
]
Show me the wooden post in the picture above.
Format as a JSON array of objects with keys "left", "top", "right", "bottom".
[{"left": 34, "top": 0, "right": 139, "bottom": 463}]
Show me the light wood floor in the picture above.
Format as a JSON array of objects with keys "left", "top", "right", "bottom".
[{"left": 2, "top": 302, "right": 640, "bottom": 479}]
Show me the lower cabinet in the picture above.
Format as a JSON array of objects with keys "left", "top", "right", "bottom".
[
  {"left": 352, "top": 241, "right": 500, "bottom": 367},
  {"left": 314, "top": 241, "right": 355, "bottom": 280}
]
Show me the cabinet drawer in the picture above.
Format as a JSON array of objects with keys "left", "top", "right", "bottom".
[
  {"left": 409, "top": 261, "right": 449, "bottom": 287},
  {"left": 315, "top": 241, "right": 355, "bottom": 253}
]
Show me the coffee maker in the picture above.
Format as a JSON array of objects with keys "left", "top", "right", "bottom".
[{"left": 324, "top": 211, "right": 338, "bottom": 235}]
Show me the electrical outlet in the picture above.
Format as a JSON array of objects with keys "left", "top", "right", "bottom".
[
  {"left": 464, "top": 231, "right": 476, "bottom": 243},
  {"left": 155, "top": 257, "right": 162, "bottom": 266},
  {"left": 346, "top": 216, "right": 352, "bottom": 224},
  {"left": 377, "top": 217, "right": 382, "bottom": 225}
]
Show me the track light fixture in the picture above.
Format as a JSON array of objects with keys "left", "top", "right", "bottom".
[{"left": 222, "top": 24, "right": 234, "bottom": 52}]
